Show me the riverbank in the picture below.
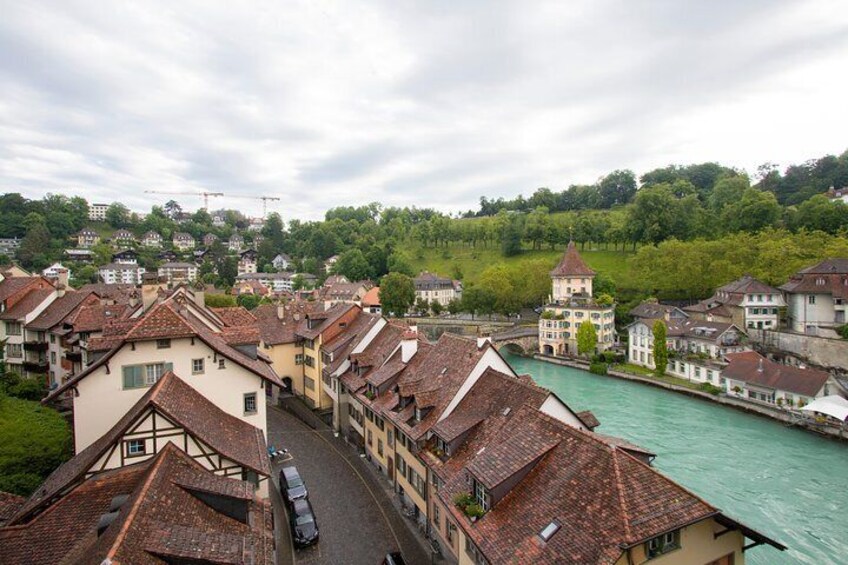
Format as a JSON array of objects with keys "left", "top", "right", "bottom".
[{"left": 533, "top": 353, "right": 848, "bottom": 442}]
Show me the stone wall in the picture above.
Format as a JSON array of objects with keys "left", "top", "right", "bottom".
[{"left": 748, "top": 329, "right": 848, "bottom": 371}]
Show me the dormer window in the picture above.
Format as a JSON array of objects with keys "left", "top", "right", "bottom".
[
  {"left": 816, "top": 277, "right": 826, "bottom": 286},
  {"left": 473, "top": 479, "right": 490, "bottom": 511},
  {"left": 539, "top": 519, "right": 561, "bottom": 542},
  {"left": 435, "top": 436, "right": 451, "bottom": 457},
  {"left": 645, "top": 530, "right": 680, "bottom": 559}
]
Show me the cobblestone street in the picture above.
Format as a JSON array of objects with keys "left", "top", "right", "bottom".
[{"left": 267, "top": 404, "right": 431, "bottom": 565}]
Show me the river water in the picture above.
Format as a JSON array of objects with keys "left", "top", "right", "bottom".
[{"left": 504, "top": 354, "right": 848, "bottom": 565}]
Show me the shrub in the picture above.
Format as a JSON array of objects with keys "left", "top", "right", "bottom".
[
  {"left": 837, "top": 324, "right": 848, "bottom": 339},
  {"left": 465, "top": 503, "right": 486, "bottom": 518},
  {"left": 8, "top": 378, "right": 46, "bottom": 401},
  {"left": 540, "top": 311, "right": 554, "bottom": 320},
  {"left": 697, "top": 382, "right": 722, "bottom": 396},
  {"left": 602, "top": 351, "right": 618, "bottom": 364},
  {"left": 589, "top": 362, "right": 608, "bottom": 375},
  {"left": 453, "top": 492, "right": 474, "bottom": 508}
]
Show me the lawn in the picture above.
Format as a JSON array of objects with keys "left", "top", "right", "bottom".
[
  {"left": 0, "top": 395, "right": 72, "bottom": 496},
  {"left": 611, "top": 363, "right": 707, "bottom": 391},
  {"left": 404, "top": 243, "right": 637, "bottom": 288}
]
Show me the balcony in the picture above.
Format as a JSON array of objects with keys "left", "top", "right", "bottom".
[
  {"left": 65, "top": 350, "right": 82, "bottom": 362},
  {"left": 23, "top": 360, "right": 49, "bottom": 374},
  {"left": 23, "top": 341, "right": 49, "bottom": 352}
]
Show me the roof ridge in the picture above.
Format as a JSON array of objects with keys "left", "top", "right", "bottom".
[{"left": 611, "top": 448, "right": 634, "bottom": 543}]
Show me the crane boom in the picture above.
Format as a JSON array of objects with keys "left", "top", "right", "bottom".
[{"left": 144, "top": 190, "right": 224, "bottom": 210}]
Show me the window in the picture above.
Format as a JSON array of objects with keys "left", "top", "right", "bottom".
[
  {"left": 5, "top": 322, "right": 21, "bottom": 336},
  {"left": 242, "top": 470, "right": 259, "bottom": 487},
  {"left": 446, "top": 521, "right": 456, "bottom": 544},
  {"left": 305, "top": 355, "right": 315, "bottom": 368},
  {"left": 432, "top": 503, "right": 440, "bottom": 529},
  {"left": 126, "top": 439, "right": 146, "bottom": 456},
  {"left": 539, "top": 519, "right": 561, "bottom": 542},
  {"left": 304, "top": 376, "right": 315, "bottom": 390},
  {"left": 244, "top": 392, "right": 257, "bottom": 414},
  {"left": 473, "top": 479, "right": 489, "bottom": 511},
  {"left": 435, "top": 436, "right": 450, "bottom": 456},
  {"left": 156, "top": 339, "right": 171, "bottom": 349},
  {"left": 367, "top": 429, "right": 373, "bottom": 447},
  {"left": 123, "top": 363, "right": 171, "bottom": 389},
  {"left": 50, "top": 334, "right": 56, "bottom": 344},
  {"left": 465, "top": 537, "right": 488, "bottom": 565},
  {"left": 378, "top": 439, "right": 383, "bottom": 457},
  {"left": 51, "top": 352, "right": 56, "bottom": 363},
  {"left": 295, "top": 353, "right": 304, "bottom": 365},
  {"left": 808, "top": 295, "right": 816, "bottom": 305},
  {"left": 397, "top": 455, "right": 406, "bottom": 476},
  {"left": 645, "top": 530, "right": 680, "bottom": 559},
  {"left": 218, "top": 358, "right": 226, "bottom": 369},
  {"left": 192, "top": 358, "right": 205, "bottom": 374}
]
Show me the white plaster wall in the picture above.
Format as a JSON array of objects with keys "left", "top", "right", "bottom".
[{"left": 73, "top": 337, "right": 266, "bottom": 451}]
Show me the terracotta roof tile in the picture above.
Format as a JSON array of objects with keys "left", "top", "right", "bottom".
[
  {"left": 27, "top": 290, "right": 96, "bottom": 331},
  {"left": 0, "top": 288, "right": 53, "bottom": 320},
  {"left": 0, "top": 276, "right": 47, "bottom": 303},
  {"left": 125, "top": 302, "right": 196, "bottom": 341},
  {"left": 0, "top": 492, "right": 25, "bottom": 527},
  {"left": 253, "top": 302, "right": 317, "bottom": 345},
  {"left": 211, "top": 306, "right": 256, "bottom": 327},
  {"left": 723, "top": 351, "right": 829, "bottom": 397},
  {"left": 550, "top": 241, "right": 595, "bottom": 277}
]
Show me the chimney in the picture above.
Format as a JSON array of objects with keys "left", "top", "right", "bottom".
[
  {"left": 401, "top": 328, "right": 418, "bottom": 363},
  {"left": 56, "top": 268, "right": 69, "bottom": 290},
  {"left": 757, "top": 358, "right": 764, "bottom": 372},
  {"left": 192, "top": 280, "right": 205, "bottom": 309},
  {"left": 277, "top": 302, "right": 286, "bottom": 320},
  {"left": 128, "top": 289, "right": 139, "bottom": 308},
  {"left": 141, "top": 274, "right": 162, "bottom": 311}
]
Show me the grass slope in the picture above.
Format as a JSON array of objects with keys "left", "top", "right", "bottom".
[
  {"left": 0, "top": 395, "right": 72, "bottom": 496},
  {"left": 406, "top": 243, "right": 637, "bottom": 288}
]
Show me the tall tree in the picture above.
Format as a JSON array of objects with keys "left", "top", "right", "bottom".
[
  {"left": 652, "top": 320, "right": 668, "bottom": 376},
  {"left": 380, "top": 272, "right": 416, "bottom": 316},
  {"left": 334, "top": 249, "right": 371, "bottom": 281},
  {"left": 577, "top": 320, "right": 597, "bottom": 357}
]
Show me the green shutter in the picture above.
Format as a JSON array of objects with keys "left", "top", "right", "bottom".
[
  {"left": 123, "top": 365, "right": 143, "bottom": 389},
  {"left": 122, "top": 366, "right": 134, "bottom": 389}
]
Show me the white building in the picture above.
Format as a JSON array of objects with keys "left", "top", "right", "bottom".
[
  {"left": 236, "top": 272, "right": 293, "bottom": 293},
  {"left": 76, "top": 228, "right": 100, "bottom": 248},
  {"left": 172, "top": 232, "right": 196, "bottom": 251},
  {"left": 88, "top": 203, "right": 109, "bottom": 221},
  {"left": 781, "top": 259, "right": 848, "bottom": 335},
  {"left": 228, "top": 233, "right": 244, "bottom": 253},
  {"left": 413, "top": 272, "right": 459, "bottom": 307},
  {"left": 42, "top": 263, "right": 70, "bottom": 280},
  {"left": 141, "top": 231, "right": 163, "bottom": 248},
  {"left": 272, "top": 253, "right": 291, "bottom": 271},
  {"left": 0, "top": 284, "right": 58, "bottom": 377},
  {"left": 539, "top": 242, "right": 615, "bottom": 356},
  {"left": 238, "top": 249, "right": 258, "bottom": 276},
  {"left": 99, "top": 262, "right": 146, "bottom": 284},
  {"left": 685, "top": 275, "right": 784, "bottom": 330},
  {"left": 723, "top": 351, "right": 832, "bottom": 407},
  {"left": 158, "top": 262, "right": 198, "bottom": 284}
]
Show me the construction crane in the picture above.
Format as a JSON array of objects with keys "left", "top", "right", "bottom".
[
  {"left": 144, "top": 190, "right": 224, "bottom": 210},
  {"left": 227, "top": 195, "right": 281, "bottom": 217}
]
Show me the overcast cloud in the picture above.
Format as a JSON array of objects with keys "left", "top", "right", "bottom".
[{"left": 1, "top": 0, "right": 847, "bottom": 219}]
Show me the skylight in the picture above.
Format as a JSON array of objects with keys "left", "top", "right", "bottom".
[{"left": 539, "top": 519, "right": 561, "bottom": 542}]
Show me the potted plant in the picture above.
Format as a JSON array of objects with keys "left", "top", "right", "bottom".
[
  {"left": 465, "top": 503, "right": 485, "bottom": 521},
  {"left": 453, "top": 492, "right": 473, "bottom": 509}
]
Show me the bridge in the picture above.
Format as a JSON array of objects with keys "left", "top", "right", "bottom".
[{"left": 490, "top": 326, "right": 539, "bottom": 356}]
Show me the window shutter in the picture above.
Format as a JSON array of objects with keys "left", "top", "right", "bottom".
[{"left": 123, "top": 366, "right": 134, "bottom": 389}]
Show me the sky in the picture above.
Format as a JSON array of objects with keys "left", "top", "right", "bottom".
[{"left": 1, "top": 0, "right": 847, "bottom": 220}]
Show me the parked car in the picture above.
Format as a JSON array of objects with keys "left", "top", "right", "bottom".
[
  {"left": 382, "top": 552, "right": 406, "bottom": 565},
  {"left": 290, "top": 497, "right": 319, "bottom": 548},
  {"left": 279, "top": 466, "right": 307, "bottom": 504}
]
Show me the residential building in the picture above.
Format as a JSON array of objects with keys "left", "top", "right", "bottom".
[
  {"left": 413, "top": 272, "right": 459, "bottom": 307},
  {"left": 44, "top": 292, "right": 281, "bottom": 452},
  {"left": 27, "top": 289, "right": 101, "bottom": 387},
  {"left": 111, "top": 229, "right": 135, "bottom": 246},
  {"left": 141, "top": 230, "right": 162, "bottom": 247},
  {"left": 272, "top": 253, "right": 291, "bottom": 271},
  {"left": 76, "top": 228, "right": 100, "bottom": 248},
  {"left": 686, "top": 275, "right": 784, "bottom": 330},
  {"left": 0, "top": 265, "right": 32, "bottom": 279},
  {"left": 158, "top": 262, "right": 198, "bottom": 284},
  {"left": 98, "top": 262, "right": 146, "bottom": 284},
  {"left": 629, "top": 300, "right": 689, "bottom": 324},
  {"left": 247, "top": 217, "right": 264, "bottom": 232},
  {"left": 781, "top": 258, "right": 848, "bottom": 334},
  {"left": 362, "top": 286, "right": 381, "bottom": 314},
  {"left": 172, "top": 232, "right": 196, "bottom": 251},
  {"left": 254, "top": 301, "right": 317, "bottom": 397},
  {"left": 41, "top": 262, "right": 70, "bottom": 280},
  {"left": 88, "top": 202, "right": 109, "bottom": 221},
  {"left": 320, "top": 280, "right": 370, "bottom": 308},
  {"left": 825, "top": 186, "right": 848, "bottom": 203},
  {"left": 723, "top": 351, "right": 833, "bottom": 408},
  {"left": 203, "top": 233, "right": 219, "bottom": 247},
  {"left": 0, "top": 238, "right": 21, "bottom": 258},
  {"left": 1, "top": 374, "right": 273, "bottom": 563},
  {"left": 539, "top": 241, "right": 615, "bottom": 356},
  {"left": 228, "top": 233, "right": 244, "bottom": 252},
  {"left": 238, "top": 248, "right": 258, "bottom": 276},
  {"left": 0, "top": 281, "right": 58, "bottom": 378},
  {"left": 234, "top": 279, "right": 270, "bottom": 297},
  {"left": 236, "top": 272, "right": 293, "bottom": 293},
  {"left": 111, "top": 248, "right": 138, "bottom": 263},
  {"left": 627, "top": 319, "right": 747, "bottom": 385},
  {"left": 158, "top": 249, "right": 178, "bottom": 262},
  {"left": 324, "top": 254, "right": 339, "bottom": 273},
  {"left": 64, "top": 249, "right": 94, "bottom": 263}
]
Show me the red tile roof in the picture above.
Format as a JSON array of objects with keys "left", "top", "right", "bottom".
[
  {"left": 550, "top": 241, "right": 595, "bottom": 277},
  {"left": 0, "top": 445, "right": 273, "bottom": 565},
  {"left": 69, "top": 303, "right": 132, "bottom": 333},
  {"left": 781, "top": 259, "right": 848, "bottom": 299},
  {"left": 253, "top": 301, "right": 317, "bottom": 345},
  {"left": 0, "top": 492, "right": 24, "bottom": 527},
  {"left": 0, "top": 288, "right": 54, "bottom": 320},
  {"left": 27, "top": 290, "right": 97, "bottom": 331},
  {"left": 211, "top": 306, "right": 257, "bottom": 327},
  {"left": 362, "top": 286, "right": 381, "bottom": 306},
  {"left": 723, "top": 351, "right": 830, "bottom": 397},
  {"left": 21, "top": 372, "right": 270, "bottom": 524},
  {"left": 0, "top": 276, "right": 49, "bottom": 304},
  {"left": 125, "top": 302, "right": 197, "bottom": 341}
]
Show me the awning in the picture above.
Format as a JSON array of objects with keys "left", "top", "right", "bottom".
[{"left": 801, "top": 395, "right": 848, "bottom": 422}]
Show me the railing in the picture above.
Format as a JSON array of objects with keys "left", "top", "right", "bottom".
[{"left": 23, "top": 341, "right": 49, "bottom": 352}]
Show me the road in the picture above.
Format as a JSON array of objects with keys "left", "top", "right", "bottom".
[{"left": 267, "top": 405, "right": 430, "bottom": 565}]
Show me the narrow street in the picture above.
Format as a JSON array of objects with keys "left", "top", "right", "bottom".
[{"left": 267, "top": 405, "right": 430, "bottom": 565}]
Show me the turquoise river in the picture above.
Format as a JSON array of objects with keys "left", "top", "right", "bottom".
[{"left": 504, "top": 354, "right": 848, "bottom": 565}]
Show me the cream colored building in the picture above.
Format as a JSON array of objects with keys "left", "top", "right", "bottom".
[{"left": 539, "top": 241, "right": 615, "bottom": 356}]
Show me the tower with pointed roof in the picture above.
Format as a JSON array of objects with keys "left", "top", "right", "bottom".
[{"left": 539, "top": 242, "right": 615, "bottom": 356}]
